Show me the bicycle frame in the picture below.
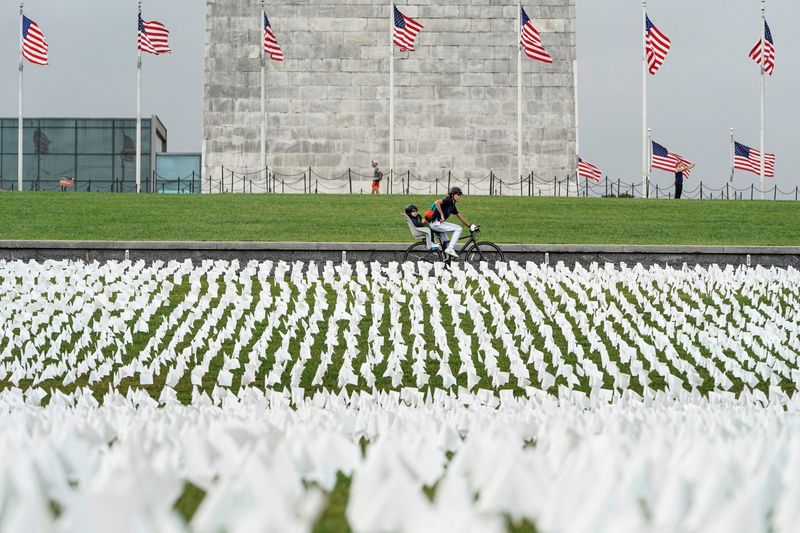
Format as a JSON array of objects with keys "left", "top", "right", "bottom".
[{"left": 433, "top": 228, "right": 479, "bottom": 255}]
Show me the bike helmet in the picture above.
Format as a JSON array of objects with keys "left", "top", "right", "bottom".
[
  {"left": 448, "top": 186, "right": 463, "bottom": 197},
  {"left": 404, "top": 204, "right": 419, "bottom": 215}
]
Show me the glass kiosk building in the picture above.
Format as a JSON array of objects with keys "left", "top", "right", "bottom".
[{"left": 0, "top": 116, "right": 167, "bottom": 192}]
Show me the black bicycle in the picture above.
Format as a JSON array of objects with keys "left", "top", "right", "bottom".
[{"left": 402, "top": 226, "right": 505, "bottom": 265}]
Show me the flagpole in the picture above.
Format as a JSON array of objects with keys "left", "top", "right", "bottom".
[
  {"left": 759, "top": 0, "right": 765, "bottom": 200},
  {"left": 136, "top": 0, "right": 143, "bottom": 194},
  {"left": 517, "top": 1, "right": 522, "bottom": 189},
  {"left": 647, "top": 128, "right": 652, "bottom": 185},
  {"left": 730, "top": 128, "right": 735, "bottom": 182},
  {"left": 260, "top": 1, "right": 266, "bottom": 178},
  {"left": 389, "top": 1, "right": 394, "bottom": 179},
  {"left": 642, "top": 0, "right": 648, "bottom": 198},
  {"left": 573, "top": 57, "right": 579, "bottom": 193},
  {"left": 18, "top": 1, "right": 24, "bottom": 193}
]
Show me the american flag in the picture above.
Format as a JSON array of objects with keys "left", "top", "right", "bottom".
[
  {"left": 645, "top": 15, "right": 670, "bottom": 75},
  {"left": 651, "top": 141, "right": 693, "bottom": 176},
  {"left": 734, "top": 141, "right": 775, "bottom": 177},
  {"left": 121, "top": 134, "right": 136, "bottom": 163},
  {"left": 520, "top": 6, "right": 553, "bottom": 63},
  {"left": 748, "top": 21, "right": 775, "bottom": 76},
  {"left": 264, "top": 13, "right": 283, "bottom": 61},
  {"left": 34, "top": 129, "right": 51, "bottom": 155},
  {"left": 22, "top": 15, "right": 48, "bottom": 66},
  {"left": 578, "top": 157, "right": 602, "bottom": 182},
  {"left": 138, "top": 13, "right": 171, "bottom": 55},
  {"left": 393, "top": 5, "right": 423, "bottom": 52}
]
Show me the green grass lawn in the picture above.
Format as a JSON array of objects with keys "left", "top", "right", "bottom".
[{"left": 0, "top": 192, "right": 798, "bottom": 245}]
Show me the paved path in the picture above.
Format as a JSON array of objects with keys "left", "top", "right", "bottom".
[{"left": 0, "top": 240, "right": 797, "bottom": 268}]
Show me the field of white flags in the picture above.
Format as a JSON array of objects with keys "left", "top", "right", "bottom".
[{"left": 0, "top": 258, "right": 799, "bottom": 532}]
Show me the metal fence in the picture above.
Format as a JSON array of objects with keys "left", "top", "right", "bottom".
[
  {"left": 206, "top": 167, "right": 800, "bottom": 200},
  {"left": 3, "top": 167, "right": 799, "bottom": 200}
]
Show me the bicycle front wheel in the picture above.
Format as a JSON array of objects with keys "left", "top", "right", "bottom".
[
  {"left": 465, "top": 242, "right": 505, "bottom": 266},
  {"left": 403, "top": 242, "right": 444, "bottom": 264}
]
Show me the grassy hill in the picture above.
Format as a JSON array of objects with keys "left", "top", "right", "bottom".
[{"left": 0, "top": 192, "right": 798, "bottom": 245}]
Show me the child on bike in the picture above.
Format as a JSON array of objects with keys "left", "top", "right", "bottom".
[
  {"left": 405, "top": 204, "right": 439, "bottom": 251},
  {"left": 429, "top": 187, "right": 477, "bottom": 258}
]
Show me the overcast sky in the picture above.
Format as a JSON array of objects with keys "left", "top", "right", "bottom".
[{"left": 0, "top": 1, "right": 796, "bottom": 192}]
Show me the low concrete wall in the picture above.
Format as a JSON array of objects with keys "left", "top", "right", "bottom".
[{"left": 0, "top": 241, "right": 798, "bottom": 268}]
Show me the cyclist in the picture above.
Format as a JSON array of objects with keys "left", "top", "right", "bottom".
[
  {"left": 429, "top": 187, "right": 477, "bottom": 258},
  {"left": 405, "top": 204, "right": 439, "bottom": 251}
]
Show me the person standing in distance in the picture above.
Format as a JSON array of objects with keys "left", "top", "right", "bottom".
[
  {"left": 674, "top": 162, "right": 694, "bottom": 199},
  {"left": 429, "top": 187, "right": 477, "bottom": 259},
  {"left": 371, "top": 161, "right": 382, "bottom": 195}
]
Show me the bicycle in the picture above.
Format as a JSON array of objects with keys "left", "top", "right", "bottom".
[{"left": 402, "top": 226, "right": 504, "bottom": 265}]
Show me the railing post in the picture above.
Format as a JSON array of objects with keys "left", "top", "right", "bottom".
[
  {"left": 315, "top": 179, "right": 318, "bottom": 194},
  {"left": 774, "top": 184, "right": 777, "bottom": 201},
  {"left": 520, "top": 174, "right": 523, "bottom": 196},
  {"left": 282, "top": 179, "right": 285, "bottom": 194},
  {"left": 467, "top": 175, "right": 470, "bottom": 195},
  {"left": 751, "top": 184, "right": 754, "bottom": 200},
  {"left": 617, "top": 178, "right": 621, "bottom": 198},
  {"left": 585, "top": 176, "right": 588, "bottom": 198},
  {"left": 308, "top": 167, "right": 312, "bottom": 194},
  {"left": 447, "top": 170, "right": 451, "bottom": 193},
  {"left": 88, "top": 180, "right": 92, "bottom": 192},
  {"left": 348, "top": 168, "right": 352, "bottom": 194},
  {"left": 796, "top": 186, "right": 798, "bottom": 201},
  {"left": 700, "top": 182, "right": 703, "bottom": 199},
  {"left": 605, "top": 177, "right": 608, "bottom": 197},
  {"left": 656, "top": 184, "right": 659, "bottom": 198},
  {"left": 726, "top": 182, "right": 729, "bottom": 200},
  {"left": 406, "top": 170, "right": 410, "bottom": 194}
]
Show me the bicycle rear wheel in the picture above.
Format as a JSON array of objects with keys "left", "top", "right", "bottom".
[
  {"left": 403, "top": 242, "right": 444, "bottom": 263},
  {"left": 464, "top": 242, "right": 505, "bottom": 266}
]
